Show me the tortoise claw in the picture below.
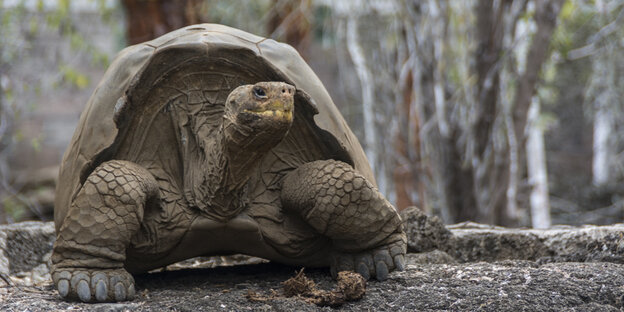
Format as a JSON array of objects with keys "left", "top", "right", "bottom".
[
  {"left": 76, "top": 280, "right": 91, "bottom": 302},
  {"left": 355, "top": 254, "right": 374, "bottom": 280},
  {"left": 394, "top": 254, "right": 406, "bottom": 271},
  {"left": 331, "top": 240, "right": 406, "bottom": 281},
  {"left": 52, "top": 268, "right": 135, "bottom": 303},
  {"left": 375, "top": 261, "right": 389, "bottom": 281},
  {"left": 57, "top": 279, "right": 70, "bottom": 298}
]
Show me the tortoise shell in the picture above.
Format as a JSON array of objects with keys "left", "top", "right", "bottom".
[{"left": 54, "top": 24, "right": 374, "bottom": 229}]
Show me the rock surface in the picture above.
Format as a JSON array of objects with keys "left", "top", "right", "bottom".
[
  {"left": 2, "top": 220, "right": 624, "bottom": 311},
  {"left": 0, "top": 221, "right": 54, "bottom": 287},
  {"left": 400, "top": 206, "right": 452, "bottom": 253},
  {"left": 445, "top": 221, "right": 624, "bottom": 263}
]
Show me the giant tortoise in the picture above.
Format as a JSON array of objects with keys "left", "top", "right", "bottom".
[{"left": 51, "top": 23, "right": 406, "bottom": 302}]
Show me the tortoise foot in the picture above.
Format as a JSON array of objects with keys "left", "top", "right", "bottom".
[
  {"left": 330, "top": 238, "right": 406, "bottom": 281},
  {"left": 281, "top": 159, "right": 407, "bottom": 281},
  {"left": 52, "top": 268, "right": 136, "bottom": 302}
]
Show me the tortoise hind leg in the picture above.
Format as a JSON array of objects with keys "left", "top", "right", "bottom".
[
  {"left": 281, "top": 159, "right": 407, "bottom": 281},
  {"left": 51, "top": 160, "right": 159, "bottom": 302}
]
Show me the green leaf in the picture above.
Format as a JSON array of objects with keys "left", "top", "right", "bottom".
[
  {"left": 70, "top": 33, "right": 84, "bottom": 50},
  {"left": 59, "top": 65, "right": 90, "bottom": 89},
  {"left": 57, "top": 0, "right": 70, "bottom": 17},
  {"left": 75, "top": 74, "right": 89, "bottom": 88},
  {"left": 13, "top": 130, "right": 23, "bottom": 142},
  {"left": 30, "top": 137, "right": 41, "bottom": 152},
  {"left": 29, "top": 17, "right": 39, "bottom": 36},
  {"left": 559, "top": 0, "right": 577, "bottom": 22},
  {"left": 2, "top": 197, "right": 27, "bottom": 221},
  {"left": 4, "top": 88, "right": 13, "bottom": 102}
]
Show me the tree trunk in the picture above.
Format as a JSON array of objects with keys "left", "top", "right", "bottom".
[
  {"left": 527, "top": 97, "right": 551, "bottom": 228},
  {"left": 592, "top": 98, "right": 614, "bottom": 186},
  {"left": 508, "top": 0, "right": 563, "bottom": 226},
  {"left": 465, "top": 0, "right": 563, "bottom": 226},
  {"left": 345, "top": 16, "right": 387, "bottom": 194},
  {"left": 399, "top": 0, "right": 460, "bottom": 219},
  {"left": 0, "top": 92, "right": 7, "bottom": 223},
  {"left": 393, "top": 66, "right": 422, "bottom": 211},
  {"left": 121, "top": 0, "right": 202, "bottom": 45},
  {"left": 588, "top": 3, "right": 620, "bottom": 187},
  {"left": 511, "top": 0, "right": 564, "bottom": 176},
  {"left": 266, "top": 0, "right": 312, "bottom": 59},
  {"left": 470, "top": 0, "right": 506, "bottom": 225}
]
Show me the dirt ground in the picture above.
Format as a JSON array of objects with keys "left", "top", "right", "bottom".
[{"left": 2, "top": 253, "right": 623, "bottom": 311}]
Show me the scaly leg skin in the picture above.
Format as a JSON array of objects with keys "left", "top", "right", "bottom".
[
  {"left": 281, "top": 159, "right": 407, "bottom": 281},
  {"left": 51, "top": 160, "right": 159, "bottom": 302}
]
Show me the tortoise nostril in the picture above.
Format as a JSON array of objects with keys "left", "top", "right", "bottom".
[{"left": 282, "top": 89, "right": 286, "bottom": 93}]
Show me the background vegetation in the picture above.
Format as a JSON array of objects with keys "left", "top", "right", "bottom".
[{"left": 1, "top": 0, "right": 623, "bottom": 228}]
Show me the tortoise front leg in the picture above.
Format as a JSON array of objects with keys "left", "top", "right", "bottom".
[
  {"left": 281, "top": 159, "right": 406, "bottom": 280},
  {"left": 51, "top": 160, "right": 159, "bottom": 302}
]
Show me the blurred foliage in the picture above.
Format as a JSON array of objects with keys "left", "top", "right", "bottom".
[
  {"left": 0, "top": 0, "right": 623, "bottom": 225},
  {"left": 0, "top": 0, "right": 119, "bottom": 223},
  {"left": 58, "top": 65, "right": 90, "bottom": 89},
  {"left": 196, "top": 0, "right": 334, "bottom": 48},
  {"left": 2, "top": 197, "right": 26, "bottom": 221},
  {"left": 537, "top": 0, "right": 624, "bottom": 223},
  {"left": 199, "top": 0, "right": 273, "bottom": 36}
]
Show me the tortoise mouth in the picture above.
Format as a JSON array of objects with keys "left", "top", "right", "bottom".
[
  {"left": 242, "top": 107, "right": 293, "bottom": 121},
  {"left": 242, "top": 98, "right": 294, "bottom": 122}
]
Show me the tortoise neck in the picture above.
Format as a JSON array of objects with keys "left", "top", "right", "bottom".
[
  {"left": 188, "top": 118, "right": 287, "bottom": 220},
  {"left": 220, "top": 122, "right": 282, "bottom": 189},
  {"left": 189, "top": 126, "right": 263, "bottom": 221},
  {"left": 184, "top": 117, "right": 283, "bottom": 221}
]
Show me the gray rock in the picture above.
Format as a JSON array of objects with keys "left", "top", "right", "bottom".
[
  {"left": 400, "top": 206, "right": 452, "bottom": 252},
  {"left": 0, "top": 221, "right": 54, "bottom": 276},
  {"left": 406, "top": 250, "right": 457, "bottom": 265},
  {"left": 2, "top": 220, "right": 624, "bottom": 310},
  {"left": 446, "top": 222, "right": 624, "bottom": 263},
  {"left": 390, "top": 261, "right": 624, "bottom": 311}
]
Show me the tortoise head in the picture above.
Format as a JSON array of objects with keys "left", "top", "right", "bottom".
[{"left": 223, "top": 81, "right": 295, "bottom": 149}]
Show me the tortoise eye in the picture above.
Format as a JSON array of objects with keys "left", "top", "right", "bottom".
[{"left": 253, "top": 87, "right": 267, "bottom": 98}]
